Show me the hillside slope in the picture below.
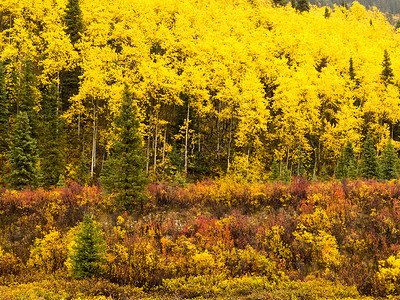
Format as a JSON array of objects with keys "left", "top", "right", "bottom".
[{"left": 309, "top": 0, "right": 400, "bottom": 17}]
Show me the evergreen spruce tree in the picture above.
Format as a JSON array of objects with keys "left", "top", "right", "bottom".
[
  {"left": 269, "top": 159, "right": 280, "bottom": 181},
  {"left": 360, "top": 134, "right": 379, "bottom": 179},
  {"left": 57, "top": 174, "right": 66, "bottom": 188},
  {"left": 19, "top": 57, "right": 38, "bottom": 138},
  {"left": 280, "top": 165, "right": 291, "bottom": 183},
  {"left": 64, "top": 0, "right": 84, "bottom": 45},
  {"left": 0, "top": 61, "right": 9, "bottom": 155},
  {"left": 69, "top": 215, "right": 106, "bottom": 279},
  {"left": 336, "top": 141, "right": 357, "bottom": 180},
  {"left": 324, "top": 7, "right": 330, "bottom": 18},
  {"left": 335, "top": 151, "right": 346, "bottom": 180},
  {"left": 273, "top": 0, "right": 287, "bottom": 6},
  {"left": 348, "top": 159, "right": 357, "bottom": 180},
  {"left": 0, "top": 61, "right": 9, "bottom": 184},
  {"left": 7, "top": 111, "right": 38, "bottom": 190},
  {"left": 77, "top": 150, "right": 89, "bottom": 185},
  {"left": 320, "top": 163, "right": 329, "bottom": 182},
  {"left": 396, "top": 20, "right": 400, "bottom": 31},
  {"left": 381, "top": 49, "right": 394, "bottom": 87},
  {"left": 61, "top": 0, "right": 84, "bottom": 111},
  {"left": 39, "top": 83, "right": 65, "bottom": 188},
  {"left": 296, "top": 0, "right": 309, "bottom": 12},
  {"left": 291, "top": 0, "right": 296, "bottom": 9},
  {"left": 101, "top": 84, "right": 147, "bottom": 210},
  {"left": 380, "top": 139, "right": 398, "bottom": 180},
  {"left": 296, "top": 146, "right": 305, "bottom": 177}
]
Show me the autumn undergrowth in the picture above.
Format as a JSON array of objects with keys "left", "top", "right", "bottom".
[{"left": 1, "top": 178, "right": 400, "bottom": 299}]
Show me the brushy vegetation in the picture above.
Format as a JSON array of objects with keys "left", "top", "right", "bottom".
[{"left": 1, "top": 178, "right": 400, "bottom": 298}]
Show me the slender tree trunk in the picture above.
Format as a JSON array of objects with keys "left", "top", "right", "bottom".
[
  {"left": 246, "top": 147, "right": 250, "bottom": 177},
  {"left": 78, "top": 103, "right": 81, "bottom": 138},
  {"left": 184, "top": 100, "right": 190, "bottom": 174},
  {"left": 146, "top": 134, "right": 150, "bottom": 175},
  {"left": 146, "top": 114, "right": 152, "bottom": 175},
  {"left": 90, "top": 101, "right": 97, "bottom": 179},
  {"left": 153, "top": 106, "right": 159, "bottom": 173},
  {"left": 313, "top": 148, "right": 317, "bottom": 179},
  {"left": 198, "top": 115, "right": 201, "bottom": 153},
  {"left": 227, "top": 117, "right": 233, "bottom": 171},
  {"left": 56, "top": 68, "right": 60, "bottom": 134},
  {"left": 162, "top": 126, "right": 167, "bottom": 166},
  {"left": 318, "top": 135, "right": 321, "bottom": 167},
  {"left": 286, "top": 141, "right": 291, "bottom": 168},
  {"left": 217, "top": 100, "right": 221, "bottom": 160}
]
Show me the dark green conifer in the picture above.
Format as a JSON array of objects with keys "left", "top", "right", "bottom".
[
  {"left": 77, "top": 150, "right": 89, "bottom": 185},
  {"left": 396, "top": 20, "right": 400, "bottom": 31},
  {"left": 7, "top": 111, "right": 38, "bottom": 190},
  {"left": 19, "top": 57, "right": 38, "bottom": 137},
  {"left": 381, "top": 49, "right": 394, "bottom": 87},
  {"left": 336, "top": 152, "right": 346, "bottom": 180},
  {"left": 336, "top": 141, "right": 357, "bottom": 180},
  {"left": 324, "top": 7, "right": 330, "bottom": 18},
  {"left": 64, "top": 0, "right": 84, "bottom": 45},
  {"left": 273, "top": 0, "right": 287, "bottom": 6},
  {"left": 296, "top": 0, "right": 309, "bottom": 12},
  {"left": 296, "top": 146, "right": 305, "bottom": 177},
  {"left": 0, "top": 61, "right": 9, "bottom": 150},
  {"left": 348, "top": 159, "right": 357, "bottom": 180},
  {"left": 320, "top": 163, "right": 329, "bottom": 181},
  {"left": 61, "top": 0, "right": 84, "bottom": 112},
  {"left": 39, "top": 83, "right": 65, "bottom": 188},
  {"left": 360, "top": 134, "right": 379, "bottom": 179},
  {"left": 269, "top": 160, "right": 280, "bottom": 181},
  {"left": 280, "top": 165, "right": 291, "bottom": 183},
  {"left": 57, "top": 174, "right": 66, "bottom": 188},
  {"left": 69, "top": 215, "right": 106, "bottom": 279},
  {"left": 380, "top": 139, "right": 398, "bottom": 180},
  {"left": 101, "top": 84, "right": 148, "bottom": 210}
]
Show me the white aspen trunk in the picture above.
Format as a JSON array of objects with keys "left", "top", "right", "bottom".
[
  {"left": 246, "top": 147, "right": 250, "bottom": 177},
  {"left": 153, "top": 106, "right": 159, "bottom": 172},
  {"left": 77, "top": 97, "right": 81, "bottom": 139},
  {"left": 90, "top": 100, "right": 97, "bottom": 179},
  {"left": 184, "top": 101, "right": 190, "bottom": 174},
  {"left": 56, "top": 68, "right": 60, "bottom": 134},
  {"left": 162, "top": 126, "right": 167, "bottom": 165},
  {"left": 286, "top": 141, "right": 291, "bottom": 168},
  {"left": 217, "top": 100, "right": 221, "bottom": 160},
  {"left": 227, "top": 117, "right": 233, "bottom": 171},
  {"left": 146, "top": 134, "right": 150, "bottom": 175},
  {"left": 313, "top": 149, "right": 317, "bottom": 179},
  {"left": 198, "top": 115, "right": 201, "bottom": 153}
]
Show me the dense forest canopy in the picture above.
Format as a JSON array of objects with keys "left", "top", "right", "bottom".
[{"left": 0, "top": 0, "right": 400, "bottom": 186}]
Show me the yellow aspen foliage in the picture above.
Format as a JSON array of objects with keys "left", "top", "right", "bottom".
[{"left": 1, "top": 0, "right": 400, "bottom": 179}]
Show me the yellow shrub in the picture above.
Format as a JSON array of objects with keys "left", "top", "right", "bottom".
[
  {"left": 27, "top": 229, "right": 68, "bottom": 274},
  {"left": 377, "top": 252, "right": 400, "bottom": 295}
]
